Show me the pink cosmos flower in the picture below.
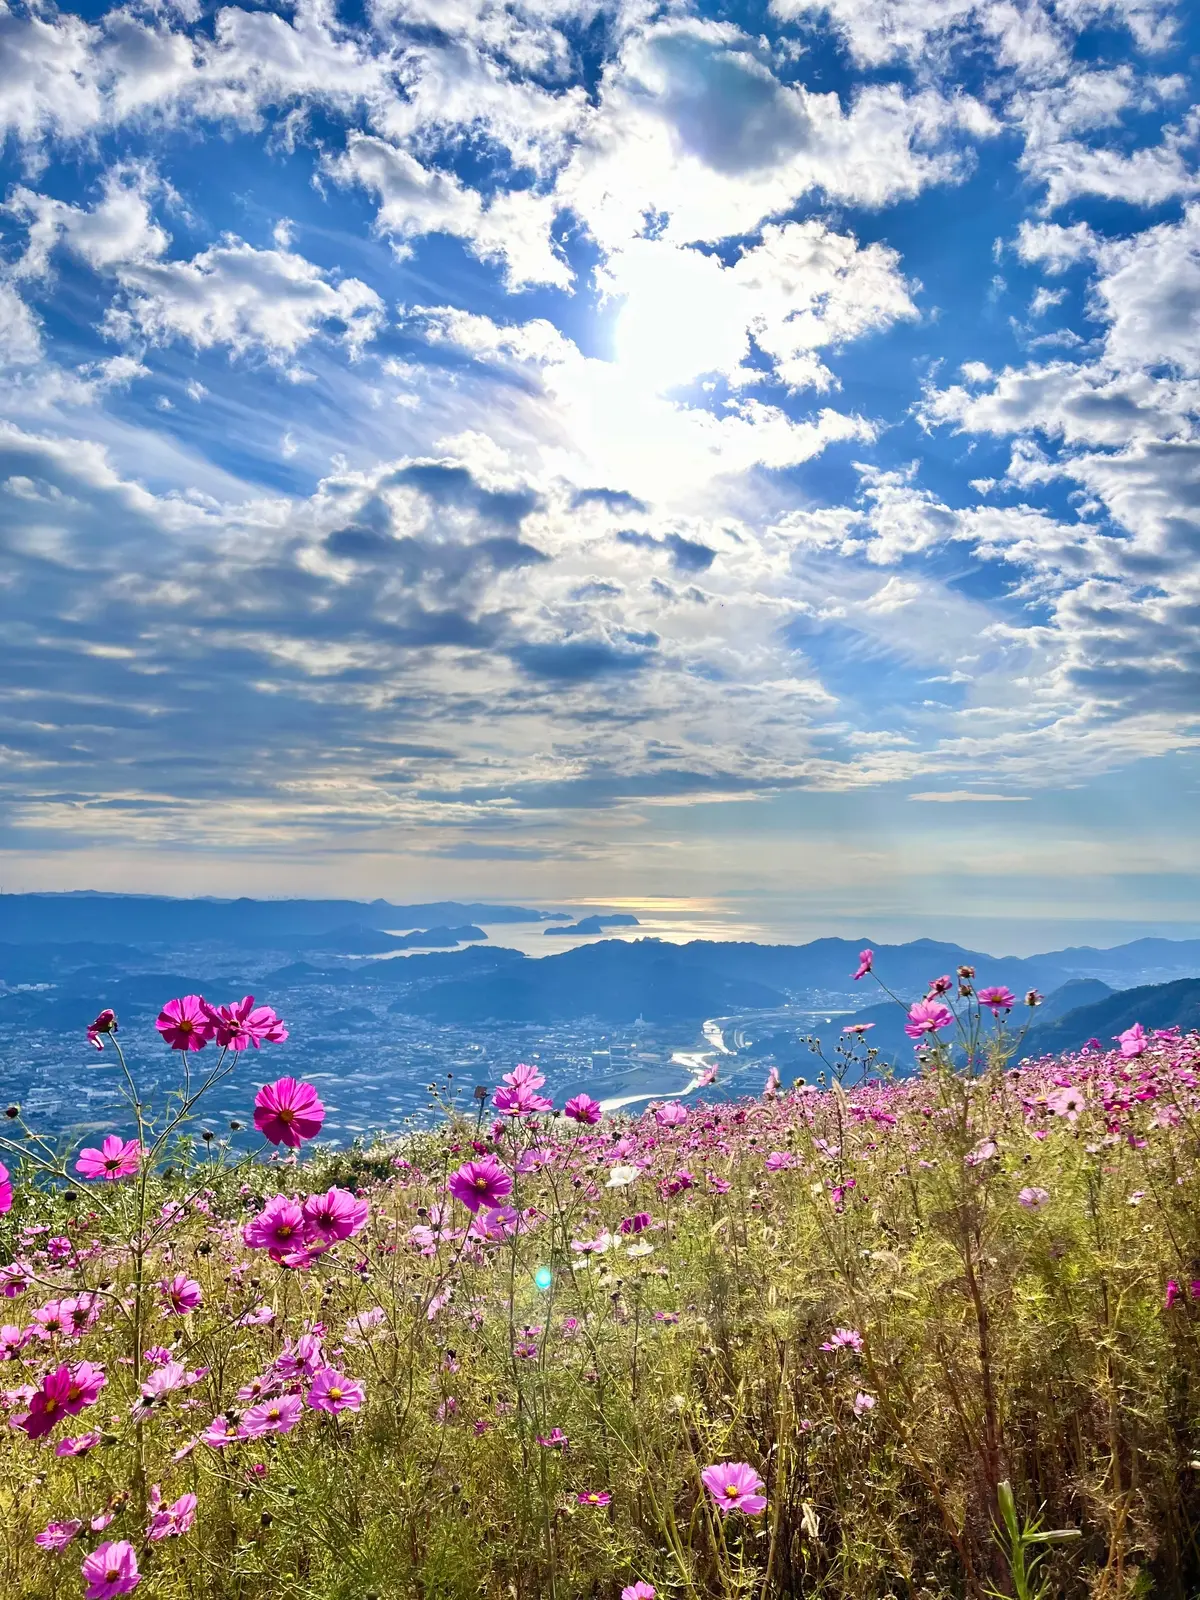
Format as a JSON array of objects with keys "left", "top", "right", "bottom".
[
  {"left": 537, "top": 1427, "right": 568, "bottom": 1448},
  {"left": 965, "top": 1139, "right": 997, "bottom": 1168},
  {"left": 978, "top": 986, "right": 1016, "bottom": 1014},
  {"left": 75, "top": 1136, "right": 141, "bottom": 1182},
  {"left": 36, "top": 1519, "right": 83, "bottom": 1551},
  {"left": 577, "top": 1490, "right": 612, "bottom": 1507},
  {"left": 161, "top": 1275, "right": 202, "bottom": 1314},
  {"left": 19, "top": 1364, "right": 73, "bottom": 1438},
  {"left": 135, "top": 1361, "right": 190, "bottom": 1412},
  {"left": 1018, "top": 1186, "right": 1050, "bottom": 1211},
  {"left": 701, "top": 1462, "right": 767, "bottom": 1515},
  {"left": 241, "top": 1394, "right": 303, "bottom": 1437},
  {"left": 0, "top": 1162, "right": 11, "bottom": 1215},
  {"left": 307, "top": 1367, "right": 364, "bottom": 1413},
  {"left": 146, "top": 1493, "right": 196, "bottom": 1541},
  {"left": 65, "top": 1362, "right": 107, "bottom": 1413},
  {"left": 655, "top": 1102, "right": 688, "bottom": 1127},
  {"left": 448, "top": 1157, "right": 513, "bottom": 1214},
  {"left": 765, "top": 1151, "right": 796, "bottom": 1172},
  {"left": 853, "top": 1391, "right": 877, "bottom": 1417},
  {"left": 201, "top": 1414, "right": 241, "bottom": 1449},
  {"left": 1117, "top": 1023, "right": 1148, "bottom": 1059},
  {"left": 821, "top": 1328, "right": 864, "bottom": 1353},
  {"left": 201, "top": 995, "right": 288, "bottom": 1050},
  {"left": 904, "top": 999, "right": 954, "bottom": 1039},
  {"left": 492, "top": 1083, "right": 554, "bottom": 1116},
  {"left": 302, "top": 1187, "right": 369, "bottom": 1244},
  {"left": 156, "top": 995, "right": 211, "bottom": 1052},
  {"left": 1166, "top": 1280, "right": 1182, "bottom": 1310},
  {"left": 504, "top": 1062, "right": 545, "bottom": 1089},
  {"left": 81, "top": 1540, "right": 140, "bottom": 1598},
  {"left": 243, "top": 1195, "right": 312, "bottom": 1254},
  {"left": 253, "top": 1078, "right": 325, "bottom": 1147},
  {"left": 622, "top": 1587, "right": 656, "bottom": 1600},
  {"left": 563, "top": 1094, "right": 602, "bottom": 1125},
  {"left": 620, "top": 1212, "right": 652, "bottom": 1234},
  {"left": 842, "top": 1023, "right": 874, "bottom": 1036},
  {"left": 927, "top": 975, "right": 953, "bottom": 996},
  {"left": 1046, "top": 1086, "right": 1085, "bottom": 1122},
  {"left": 57, "top": 1431, "right": 101, "bottom": 1456},
  {"left": 853, "top": 948, "right": 873, "bottom": 980},
  {"left": 86, "top": 1010, "right": 118, "bottom": 1051}
]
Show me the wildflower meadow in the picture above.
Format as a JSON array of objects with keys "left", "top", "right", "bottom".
[{"left": 2, "top": 957, "right": 1199, "bottom": 1599}]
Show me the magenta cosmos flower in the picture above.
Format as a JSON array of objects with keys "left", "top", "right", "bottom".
[
  {"left": 240, "top": 1394, "right": 303, "bottom": 1437},
  {"left": 853, "top": 948, "right": 873, "bottom": 980},
  {"left": 307, "top": 1367, "right": 365, "bottom": 1413},
  {"left": 253, "top": 1078, "right": 325, "bottom": 1147},
  {"left": 81, "top": 1540, "right": 140, "bottom": 1598},
  {"left": 202, "top": 995, "right": 288, "bottom": 1050},
  {"left": 977, "top": 985, "right": 1016, "bottom": 1014},
  {"left": 701, "top": 1462, "right": 767, "bottom": 1515},
  {"left": 302, "top": 1187, "right": 369, "bottom": 1244},
  {"left": 0, "top": 1161, "right": 10, "bottom": 1215},
  {"left": 563, "top": 1094, "right": 602, "bottom": 1125},
  {"left": 577, "top": 1490, "right": 612, "bottom": 1507},
  {"left": 147, "top": 1493, "right": 197, "bottom": 1541},
  {"left": 19, "top": 1364, "right": 74, "bottom": 1438},
  {"left": 65, "top": 1361, "right": 107, "bottom": 1413},
  {"left": 86, "top": 1009, "right": 118, "bottom": 1051},
  {"left": 622, "top": 1586, "right": 656, "bottom": 1600},
  {"left": 156, "top": 995, "right": 212, "bottom": 1052},
  {"left": 1117, "top": 1022, "right": 1148, "bottom": 1058},
  {"left": 243, "top": 1194, "right": 312, "bottom": 1254},
  {"left": 161, "top": 1274, "right": 202, "bottom": 1314},
  {"left": 75, "top": 1136, "right": 141, "bottom": 1182},
  {"left": 448, "top": 1156, "right": 513, "bottom": 1214},
  {"left": 35, "top": 1519, "right": 83, "bottom": 1551},
  {"left": 904, "top": 999, "right": 954, "bottom": 1039}
]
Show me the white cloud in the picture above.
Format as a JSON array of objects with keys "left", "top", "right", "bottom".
[
  {"left": 107, "top": 239, "right": 386, "bottom": 358},
  {"left": 1015, "top": 219, "right": 1096, "bottom": 272},
  {"left": 559, "top": 18, "right": 997, "bottom": 254},
  {"left": 327, "top": 135, "right": 571, "bottom": 290},
  {"left": 7, "top": 166, "right": 170, "bottom": 278},
  {"left": 0, "top": 283, "right": 43, "bottom": 366}
]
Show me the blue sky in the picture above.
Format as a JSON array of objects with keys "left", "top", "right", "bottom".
[{"left": 1, "top": 0, "right": 1198, "bottom": 942}]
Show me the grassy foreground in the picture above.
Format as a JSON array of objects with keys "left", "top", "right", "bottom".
[{"left": 2, "top": 988, "right": 1200, "bottom": 1599}]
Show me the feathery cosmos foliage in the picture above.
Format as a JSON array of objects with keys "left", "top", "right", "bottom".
[{"left": 1, "top": 964, "right": 1199, "bottom": 1597}]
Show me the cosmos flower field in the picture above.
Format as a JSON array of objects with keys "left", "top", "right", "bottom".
[{"left": 2, "top": 964, "right": 1199, "bottom": 1599}]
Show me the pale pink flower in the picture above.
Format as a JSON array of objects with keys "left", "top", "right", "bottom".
[
  {"left": 854, "top": 1391, "right": 877, "bottom": 1417},
  {"left": 1046, "top": 1086, "right": 1085, "bottom": 1122},
  {"left": 1117, "top": 1023, "right": 1148, "bottom": 1059},
  {"left": 655, "top": 1102, "right": 688, "bottom": 1127},
  {"left": 1018, "top": 1186, "right": 1049, "bottom": 1210},
  {"left": 820, "top": 1328, "right": 863, "bottom": 1353}
]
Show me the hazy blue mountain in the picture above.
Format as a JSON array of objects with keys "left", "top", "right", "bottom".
[
  {"left": 0, "top": 894, "right": 562, "bottom": 945},
  {"left": 290, "top": 924, "right": 487, "bottom": 954},
  {"left": 1034, "top": 978, "right": 1113, "bottom": 1021},
  {"left": 545, "top": 914, "right": 640, "bottom": 936},
  {"left": 1021, "top": 978, "right": 1200, "bottom": 1058},
  {"left": 408, "top": 941, "right": 785, "bottom": 1024}
]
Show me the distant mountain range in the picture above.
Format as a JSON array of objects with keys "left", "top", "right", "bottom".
[
  {"left": 0, "top": 893, "right": 564, "bottom": 944},
  {"left": 2, "top": 898, "right": 1200, "bottom": 1039},
  {"left": 1020, "top": 978, "right": 1200, "bottom": 1058}
]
